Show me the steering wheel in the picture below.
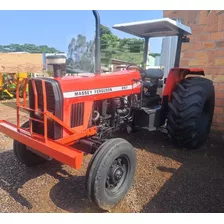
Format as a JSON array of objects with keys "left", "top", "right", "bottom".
[{"left": 125, "top": 64, "right": 147, "bottom": 77}]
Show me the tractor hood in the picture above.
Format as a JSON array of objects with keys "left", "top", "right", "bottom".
[{"left": 57, "top": 70, "right": 142, "bottom": 100}]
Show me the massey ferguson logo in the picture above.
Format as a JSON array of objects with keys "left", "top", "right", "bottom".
[
  {"left": 63, "top": 83, "right": 140, "bottom": 99},
  {"left": 74, "top": 87, "right": 113, "bottom": 97},
  {"left": 94, "top": 87, "right": 113, "bottom": 94}
]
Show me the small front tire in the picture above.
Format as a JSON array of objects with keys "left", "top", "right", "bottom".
[{"left": 86, "top": 138, "right": 136, "bottom": 211}]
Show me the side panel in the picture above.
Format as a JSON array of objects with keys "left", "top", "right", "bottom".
[
  {"left": 65, "top": 100, "right": 93, "bottom": 133},
  {"left": 70, "top": 102, "right": 84, "bottom": 128},
  {"left": 59, "top": 70, "right": 141, "bottom": 137},
  {"left": 162, "top": 69, "right": 183, "bottom": 102}
]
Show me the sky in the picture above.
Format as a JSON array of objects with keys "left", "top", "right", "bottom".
[{"left": 0, "top": 10, "right": 163, "bottom": 54}]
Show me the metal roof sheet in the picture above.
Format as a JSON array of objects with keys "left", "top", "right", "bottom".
[{"left": 113, "top": 18, "right": 192, "bottom": 38}]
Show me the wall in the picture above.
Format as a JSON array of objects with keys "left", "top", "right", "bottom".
[
  {"left": 163, "top": 10, "right": 224, "bottom": 131},
  {"left": 0, "top": 53, "right": 43, "bottom": 73},
  {"left": 148, "top": 55, "right": 156, "bottom": 67},
  {"left": 155, "top": 56, "right": 161, "bottom": 66}
]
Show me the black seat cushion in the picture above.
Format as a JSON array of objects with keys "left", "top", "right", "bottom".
[{"left": 144, "top": 68, "right": 163, "bottom": 79}]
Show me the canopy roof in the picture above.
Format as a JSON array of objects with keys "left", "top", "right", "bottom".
[{"left": 113, "top": 18, "right": 192, "bottom": 38}]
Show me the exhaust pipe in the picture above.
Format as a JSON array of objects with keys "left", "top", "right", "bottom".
[{"left": 92, "top": 10, "right": 101, "bottom": 75}]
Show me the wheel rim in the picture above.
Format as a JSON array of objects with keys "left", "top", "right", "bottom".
[{"left": 105, "top": 155, "right": 129, "bottom": 196}]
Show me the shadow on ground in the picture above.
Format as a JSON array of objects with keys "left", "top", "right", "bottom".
[
  {"left": 49, "top": 175, "right": 103, "bottom": 213},
  {"left": 0, "top": 150, "right": 102, "bottom": 213},
  {"left": 0, "top": 129, "right": 224, "bottom": 213},
  {"left": 117, "top": 130, "right": 224, "bottom": 212}
]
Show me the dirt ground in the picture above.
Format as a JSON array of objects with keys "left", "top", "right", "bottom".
[{"left": 0, "top": 99, "right": 224, "bottom": 213}]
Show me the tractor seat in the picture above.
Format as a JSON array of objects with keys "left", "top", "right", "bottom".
[
  {"left": 144, "top": 68, "right": 163, "bottom": 80},
  {"left": 143, "top": 81, "right": 154, "bottom": 89},
  {"left": 143, "top": 80, "right": 158, "bottom": 97}
]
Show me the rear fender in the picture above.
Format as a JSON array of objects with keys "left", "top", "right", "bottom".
[
  {"left": 162, "top": 67, "right": 205, "bottom": 102},
  {"left": 160, "top": 68, "right": 205, "bottom": 125}
]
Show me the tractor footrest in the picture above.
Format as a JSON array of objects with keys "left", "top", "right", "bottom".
[{"left": 0, "top": 120, "right": 83, "bottom": 169}]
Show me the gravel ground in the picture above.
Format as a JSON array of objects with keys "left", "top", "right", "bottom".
[{"left": 0, "top": 100, "right": 224, "bottom": 213}]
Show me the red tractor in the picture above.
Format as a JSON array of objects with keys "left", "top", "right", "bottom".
[{"left": 0, "top": 11, "right": 215, "bottom": 210}]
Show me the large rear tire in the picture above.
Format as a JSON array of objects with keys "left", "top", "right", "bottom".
[
  {"left": 167, "top": 77, "right": 215, "bottom": 149},
  {"left": 86, "top": 138, "right": 136, "bottom": 211},
  {"left": 13, "top": 121, "right": 49, "bottom": 167}
]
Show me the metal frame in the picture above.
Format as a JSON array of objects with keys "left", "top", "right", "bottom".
[
  {"left": 0, "top": 78, "right": 99, "bottom": 169},
  {"left": 112, "top": 18, "right": 192, "bottom": 38},
  {"left": 173, "top": 19, "right": 190, "bottom": 68},
  {"left": 143, "top": 37, "right": 149, "bottom": 69},
  {"left": 113, "top": 17, "right": 192, "bottom": 69},
  {"left": 0, "top": 120, "right": 83, "bottom": 169}
]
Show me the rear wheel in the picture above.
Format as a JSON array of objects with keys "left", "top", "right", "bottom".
[
  {"left": 167, "top": 77, "right": 215, "bottom": 149},
  {"left": 86, "top": 138, "right": 136, "bottom": 211},
  {"left": 13, "top": 121, "right": 49, "bottom": 167}
]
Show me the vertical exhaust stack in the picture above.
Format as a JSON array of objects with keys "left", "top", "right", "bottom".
[{"left": 92, "top": 10, "right": 101, "bottom": 76}]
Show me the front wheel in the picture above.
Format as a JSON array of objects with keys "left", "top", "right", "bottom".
[
  {"left": 167, "top": 77, "right": 215, "bottom": 149},
  {"left": 85, "top": 138, "right": 136, "bottom": 211}
]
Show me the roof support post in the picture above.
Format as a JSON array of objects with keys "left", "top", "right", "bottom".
[
  {"left": 174, "top": 34, "right": 183, "bottom": 68},
  {"left": 143, "top": 37, "right": 149, "bottom": 69}
]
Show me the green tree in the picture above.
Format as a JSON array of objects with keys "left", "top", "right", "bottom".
[
  {"left": 67, "top": 24, "right": 150, "bottom": 71},
  {"left": 100, "top": 25, "right": 112, "bottom": 37},
  {"left": 67, "top": 35, "right": 94, "bottom": 73},
  {"left": 101, "top": 32, "right": 120, "bottom": 65},
  {"left": 0, "top": 44, "right": 60, "bottom": 53},
  {"left": 100, "top": 25, "right": 145, "bottom": 66},
  {"left": 68, "top": 38, "right": 76, "bottom": 59}
]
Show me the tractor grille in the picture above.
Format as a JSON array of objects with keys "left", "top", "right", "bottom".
[
  {"left": 71, "top": 102, "right": 84, "bottom": 127},
  {"left": 28, "top": 78, "right": 63, "bottom": 140}
]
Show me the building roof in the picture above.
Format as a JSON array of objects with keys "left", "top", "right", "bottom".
[{"left": 111, "top": 58, "right": 137, "bottom": 65}]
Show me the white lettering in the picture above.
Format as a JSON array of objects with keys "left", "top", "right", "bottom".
[{"left": 63, "top": 83, "right": 140, "bottom": 99}]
